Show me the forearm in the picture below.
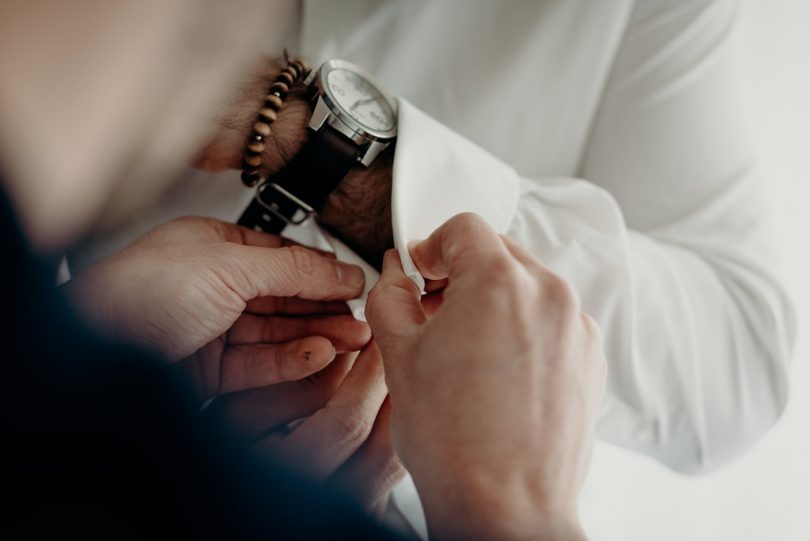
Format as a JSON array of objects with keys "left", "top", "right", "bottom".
[{"left": 318, "top": 144, "right": 395, "bottom": 269}]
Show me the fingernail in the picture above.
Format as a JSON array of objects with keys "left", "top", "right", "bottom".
[
  {"left": 337, "top": 262, "right": 365, "bottom": 289},
  {"left": 407, "top": 239, "right": 425, "bottom": 253}
]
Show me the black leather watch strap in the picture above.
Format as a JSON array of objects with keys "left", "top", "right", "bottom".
[{"left": 238, "top": 127, "right": 359, "bottom": 234}]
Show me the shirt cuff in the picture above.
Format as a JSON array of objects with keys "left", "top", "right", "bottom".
[{"left": 391, "top": 98, "right": 520, "bottom": 289}]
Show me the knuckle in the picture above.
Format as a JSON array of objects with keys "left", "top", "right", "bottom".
[
  {"left": 366, "top": 281, "right": 384, "bottom": 306},
  {"left": 330, "top": 406, "right": 375, "bottom": 447},
  {"left": 484, "top": 253, "right": 521, "bottom": 286},
  {"left": 581, "top": 313, "right": 608, "bottom": 367},
  {"left": 541, "top": 272, "right": 580, "bottom": 313},
  {"left": 597, "top": 352, "right": 608, "bottom": 377},
  {"left": 247, "top": 347, "right": 267, "bottom": 379},
  {"left": 580, "top": 312, "right": 601, "bottom": 338},
  {"left": 446, "top": 212, "right": 487, "bottom": 235},
  {"left": 366, "top": 279, "right": 407, "bottom": 317},
  {"left": 260, "top": 316, "right": 279, "bottom": 343},
  {"left": 273, "top": 296, "right": 289, "bottom": 313},
  {"left": 483, "top": 257, "right": 534, "bottom": 311},
  {"left": 366, "top": 280, "right": 421, "bottom": 338},
  {"left": 287, "top": 245, "right": 319, "bottom": 277},
  {"left": 168, "top": 215, "right": 203, "bottom": 228},
  {"left": 365, "top": 285, "right": 383, "bottom": 319},
  {"left": 176, "top": 215, "right": 206, "bottom": 225},
  {"left": 271, "top": 344, "right": 293, "bottom": 381},
  {"left": 378, "top": 455, "right": 407, "bottom": 487},
  {"left": 442, "top": 213, "right": 486, "bottom": 257}
]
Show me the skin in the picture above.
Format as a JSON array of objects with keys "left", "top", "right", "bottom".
[
  {"left": 62, "top": 215, "right": 406, "bottom": 510},
  {"left": 186, "top": 59, "right": 610, "bottom": 538},
  {"left": 367, "top": 214, "right": 606, "bottom": 540},
  {"left": 1, "top": 1, "right": 605, "bottom": 536},
  {"left": 0, "top": 0, "right": 404, "bottom": 511},
  {"left": 0, "top": 0, "right": 292, "bottom": 250}
]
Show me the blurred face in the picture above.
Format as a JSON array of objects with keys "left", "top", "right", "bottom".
[{"left": 0, "top": 0, "right": 290, "bottom": 251}]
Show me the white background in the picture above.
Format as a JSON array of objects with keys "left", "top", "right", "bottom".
[{"left": 580, "top": 2, "right": 810, "bottom": 539}]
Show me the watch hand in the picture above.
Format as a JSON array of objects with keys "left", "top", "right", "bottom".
[{"left": 349, "top": 96, "right": 376, "bottom": 112}]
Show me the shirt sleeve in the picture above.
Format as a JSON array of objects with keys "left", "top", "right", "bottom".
[{"left": 391, "top": 0, "right": 795, "bottom": 474}]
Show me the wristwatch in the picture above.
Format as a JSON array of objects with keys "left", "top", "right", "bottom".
[{"left": 238, "top": 59, "right": 398, "bottom": 234}]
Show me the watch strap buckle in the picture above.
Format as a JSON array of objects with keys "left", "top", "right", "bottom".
[{"left": 254, "top": 182, "right": 314, "bottom": 226}]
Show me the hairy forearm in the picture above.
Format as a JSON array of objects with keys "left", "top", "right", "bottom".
[{"left": 318, "top": 145, "right": 395, "bottom": 269}]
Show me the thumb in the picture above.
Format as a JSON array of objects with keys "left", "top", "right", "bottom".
[
  {"left": 409, "top": 212, "right": 508, "bottom": 281},
  {"left": 213, "top": 243, "right": 366, "bottom": 301}
]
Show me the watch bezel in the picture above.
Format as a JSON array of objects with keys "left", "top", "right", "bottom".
[{"left": 313, "top": 59, "right": 398, "bottom": 142}]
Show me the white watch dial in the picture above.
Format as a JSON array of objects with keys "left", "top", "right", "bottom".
[{"left": 326, "top": 68, "right": 395, "bottom": 132}]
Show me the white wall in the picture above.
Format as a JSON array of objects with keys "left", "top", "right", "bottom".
[{"left": 580, "top": 2, "right": 810, "bottom": 539}]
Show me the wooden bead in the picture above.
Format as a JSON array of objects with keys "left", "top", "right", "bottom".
[
  {"left": 243, "top": 154, "right": 262, "bottom": 167},
  {"left": 253, "top": 121, "right": 272, "bottom": 137},
  {"left": 247, "top": 139, "right": 266, "bottom": 154},
  {"left": 269, "top": 82, "right": 289, "bottom": 98},
  {"left": 241, "top": 170, "right": 260, "bottom": 187},
  {"left": 298, "top": 65, "right": 311, "bottom": 79},
  {"left": 291, "top": 60, "right": 308, "bottom": 74},
  {"left": 276, "top": 71, "right": 294, "bottom": 86},
  {"left": 284, "top": 64, "right": 299, "bottom": 79},
  {"left": 241, "top": 157, "right": 259, "bottom": 171},
  {"left": 257, "top": 107, "right": 277, "bottom": 123},
  {"left": 264, "top": 94, "right": 283, "bottom": 110}
]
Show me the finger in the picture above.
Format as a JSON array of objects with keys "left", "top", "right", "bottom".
[
  {"left": 370, "top": 494, "right": 391, "bottom": 521},
  {"left": 204, "top": 353, "right": 356, "bottom": 439},
  {"left": 261, "top": 341, "right": 388, "bottom": 479},
  {"left": 365, "top": 250, "right": 426, "bottom": 344},
  {"left": 499, "top": 234, "right": 548, "bottom": 274},
  {"left": 227, "top": 313, "right": 371, "bottom": 352},
  {"left": 420, "top": 289, "right": 444, "bottom": 317},
  {"left": 245, "top": 296, "right": 350, "bottom": 316},
  {"left": 277, "top": 237, "right": 343, "bottom": 260},
  {"left": 214, "top": 220, "right": 341, "bottom": 257},
  {"left": 210, "top": 220, "right": 285, "bottom": 248},
  {"left": 329, "top": 397, "right": 406, "bottom": 512},
  {"left": 216, "top": 336, "right": 337, "bottom": 396},
  {"left": 408, "top": 212, "right": 510, "bottom": 281},
  {"left": 216, "top": 243, "right": 365, "bottom": 301},
  {"left": 424, "top": 277, "right": 449, "bottom": 293}
]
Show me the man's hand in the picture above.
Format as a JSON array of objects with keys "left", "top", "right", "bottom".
[
  {"left": 366, "top": 213, "right": 606, "bottom": 541},
  {"left": 206, "top": 342, "right": 405, "bottom": 514},
  {"left": 65, "top": 216, "right": 405, "bottom": 510},
  {"left": 64, "top": 216, "right": 367, "bottom": 367}
]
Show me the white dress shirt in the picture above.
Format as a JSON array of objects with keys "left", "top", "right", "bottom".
[{"left": 70, "top": 0, "right": 794, "bottom": 536}]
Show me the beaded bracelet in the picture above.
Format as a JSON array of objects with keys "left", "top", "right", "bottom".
[{"left": 240, "top": 53, "right": 310, "bottom": 187}]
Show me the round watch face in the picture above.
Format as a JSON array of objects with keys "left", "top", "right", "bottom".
[{"left": 326, "top": 68, "right": 395, "bottom": 132}]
